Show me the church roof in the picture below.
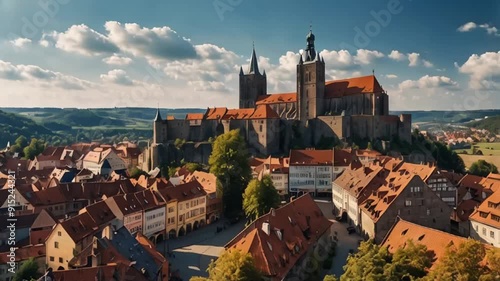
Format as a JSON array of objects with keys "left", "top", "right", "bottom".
[
  {"left": 186, "top": 113, "right": 204, "bottom": 120},
  {"left": 221, "top": 108, "right": 255, "bottom": 120},
  {"left": 255, "top": 93, "right": 297, "bottom": 105},
  {"left": 250, "top": 104, "right": 280, "bottom": 119},
  {"left": 325, "top": 75, "right": 384, "bottom": 98},
  {"left": 205, "top": 107, "right": 228, "bottom": 120},
  {"left": 248, "top": 47, "right": 260, "bottom": 75}
]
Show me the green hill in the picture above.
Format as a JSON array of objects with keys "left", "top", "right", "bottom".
[
  {"left": 0, "top": 110, "right": 53, "bottom": 146},
  {"left": 467, "top": 115, "right": 500, "bottom": 134}
]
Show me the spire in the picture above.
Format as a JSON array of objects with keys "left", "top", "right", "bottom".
[
  {"left": 305, "top": 26, "right": 316, "bottom": 62},
  {"left": 263, "top": 69, "right": 266, "bottom": 77},
  {"left": 248, "top": 43, "right": 260, "bottom": 75},
  {"left": 154, "top": 107, "right": 162, "bottom": 122},
  {"left": 239, "top": 66, "right": 244, "bottom": 76},
  {"left": 298, "top": 53, "right": 304, "bottom": 65}
]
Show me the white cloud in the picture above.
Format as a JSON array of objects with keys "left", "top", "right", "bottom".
[
  {"left": 457, "top": 22, "right": 477, "bottom": 32},
  {"left": 423, "top": 60, "right": 434, "bottom": 68},
  {"left": 0, "top": 60, "right": 93, "bottom": 90},
  {"left": 100, "top": 69, "right": 134, "bottom": 86},
  {"left": 458, "top": 51, "right": 500, "bottom": 89},
  {"left": 408, "top": 53, "right": 420, "bottom": 67},
  {"left": 320, "top": 50, "right": 355, "bottom": 69},
  {"left": 388, "top": 50, "right": 406, "bottom": 61},
  {"left": 102, "top": 54, "right": 133, "bottom": 66},
  {"left": 354, "top": 49, "right": 384, "bottom": 65},
  {"left": 45, "top": 24, "right": 118, "bottom": 56},
  {"left": 385, "top": 74, "right": 398, "bottom": 79},
  {"left": 457, "top": 22, "right": 499, "bottom": 36},
  {"left": 399, "top": 75, "right": 458, "bottom": 91},
  {"left": 104, "top": 21, "right": 197, "bottom": 61},
  {"left": 10, "top": 38, "right": 32, "bottom": 48}
]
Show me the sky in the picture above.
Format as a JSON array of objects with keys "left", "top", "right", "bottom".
[{"left": 0, "top": 0, "right": 499, "bottom": 110}]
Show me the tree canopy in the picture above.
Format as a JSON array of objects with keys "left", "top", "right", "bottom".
[
  {"left": 190, "top": 249, "right": 263, "bottom": 281},
  {"left": 341, "top": 239, "right": 431, "bottom": 281},
  {"left": 13, "top": 258, "right": 41, "bottom": 281},
  {"left": 469, "top": 159, "right": 498, "bottom": 177},
  {"left": 243, "top": 175, "right": 280, "bottom": 222},
  {"left": 23, "top": 138, "right": 46, "bottom": 160},
  {"left": 209, "top": 129, "right": 251, "bottom": 218}
]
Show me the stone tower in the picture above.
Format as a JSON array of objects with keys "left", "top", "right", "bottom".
[
  {"left": 239, "top": 46, "right": 267, "bottom": 109},
  {"left": 297, "top": 29, "right": 325, "bottom": 123},
  {"left": 153, "top": 108, "right": 163, "bottom": 144}
]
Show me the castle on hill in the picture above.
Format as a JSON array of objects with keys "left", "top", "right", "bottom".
[{"left": 149, "top": 30, "right": 411, "bottom": 169}]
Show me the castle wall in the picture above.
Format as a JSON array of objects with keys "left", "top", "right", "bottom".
[
  {"left": 313, "top": 116, "right": 349, "bottom": 144},
  {"left": 166, "top": 120, "right": 191, "bottom": 140}
]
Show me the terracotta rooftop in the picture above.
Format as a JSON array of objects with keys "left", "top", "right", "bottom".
[
  {"left": 334, "top": 149, "right": 362, "bottom": 167},
  {"left": 289, "top": 149, "right": 333, "bottom": 166},
  {"left": 333, "top": 165, "right": 385, "bottom": 201},
  {"left": 185, "top": 171, "right": 217, "bottom": 194},
  {"left": 396, "top": 162, "right": 436, "bottom": 182},
  {"left": 221, "top": 108, "right": 255, "bottom": 120},
  {"left": 186, "top": 113, "right": 205, "bottom": 120},
  {"left": 156, "top": 180, "right": 207, "bottom": 203},
  {"left": 205, "top": 107, "right": 228, "bottom": 120},
  {"left": 106, "top": 193, "right": 143, "bottom": 216},
  {"left": 60, "top": 212, "right": 99, "bottom": 243},
  {"left": 250, "top": 104, "right": 280, "bottom": 119},
  {"left": 381, "top": 219, "right": 486, "bottom": 269},
  {"left": 255, "top": 92, "right": 297, "bottom": 105},
  {"left": 469, "top": 188, "right": 500, "bottom": 229},
  {"left": 80, "top": 200, "right": 117, "bottom": 227},
  {"left": 325, "top": 75, "right": 384, "bottom": 98},
  {"left": 226, "top": 194, "right": 332, "bottom": 280}
]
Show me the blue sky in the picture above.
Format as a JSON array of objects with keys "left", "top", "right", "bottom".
[{"left": 0, "top": 0, "right": 499, "bottom": 110}]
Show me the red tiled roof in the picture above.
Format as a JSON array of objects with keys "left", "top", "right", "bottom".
[
  {"left": 256, "top": 93, "right": 297, "bottom": 105},
  {"left": 156, "top": 180, "right": 207, "bottom": 203},
  {"left": 289, "top": 149, "right": 333, "bottom": 166},
  {"left": 469, "top": 188, "right": 500, "bottom": 229},
  {"left": 221, "top": 108, "right": 255, "bottom": 120},
  {"left": 186, "top": 113, "right": 205, "bottom": 120},
  {"left": 250, "top": 104, "right": 280, "bottom": 119},
  {"left": 185, "top": 171, "right": 217, "bottom": 194},
  {"left": 60, "top": 212, "right": 99, "bottom": 243},
  {"left": 381, "top": 219, "right": 487, "bottom": 269},
  {"left": 325, "top": 75, "right": 383, "bottom": 98},
  {"left": 81, "top": 200, "right": 117, "bottom": 227},
  {"left": 226, "top": 194, "right": 332, "bottom": 280},
  {"left": 205, "top": 107, "right": 228, "bottom": 120},
  {"left": 0, "top": 244, "right": 45, "bottom": 263}
]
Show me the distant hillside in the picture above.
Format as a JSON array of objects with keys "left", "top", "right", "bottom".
[
  {"left": 0, "top": 109, "right": 53, "bottom": 146},
  {"left": 467, "top": 115, "right": 500, "bottom": 134},
  {"left": 390, "top": 110, "right": 500, "bottom": 124}
]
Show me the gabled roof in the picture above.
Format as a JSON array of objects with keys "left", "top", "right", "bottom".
[
  {"left": 256, "top": 93, "right": 297, "bottom": 105},
  {"left": 226, "top": 194, "right": 332, "bottom": 280},
  {"left": 60, "top": 212, "right": 99, "bottom": 243},
  {"left": 106, "top": 194, "right": 143, "bottom": 216},
  {"left": 185, "top": 171, "right": 217, "bottom": 194},
  {"left": 325, "top": 75, "right": 383, "bottom": 98},
  {"left": 186, "top": 113, "right": 204, "bottom": 120},
  {"left": 31, "top": 209, "right": 58, "bottom": 229},
  {"left": 381, "top": 219, "right": 485, "bottom": 269},
  {"left": 397, "top": 162, "right": 436, "bottom": 182},
  {"left": 221, "top": 108, "right": 255, "bottom": 120},
  {"left": 334, "top": 165, "right": 385, "bottom": 201},
  {"left": 81, "top": 200, "right": 117, "bottom": 227},
  {"left": 156, "top": 180, "right": 207, "bottom": 203},
  {"left": 205, "top": 107, "right": 228, "bottom": 120},
  {"left": 134, "top": 189, "right": 165, "bottom": 211},
  {"left": 469, "top": 188, "right": 500, "bottom": 229},
  {"left": 250, "top": 105, "right": 280, "bottom": 119},
  {"left": 289, "top": 149, "right": 333, "bottom": 166}
]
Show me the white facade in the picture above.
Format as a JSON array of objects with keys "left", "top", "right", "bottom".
[
  {"left": 143, "top": 207, "right": 166, "bottom": 237},
  {"left": 470, "top": 221, "right": 500, "bottom": 248},
  {"left": 332, "top": 182, "right": 360, "bottom": 225},
  {"left": 289, "top": 166, "right": 334, "bottom": 194},
  {"left": 269, "top": 172, "right": 288, "bottom": 196}
]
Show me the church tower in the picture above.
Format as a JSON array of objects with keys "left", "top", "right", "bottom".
[
  {"left": 239, "top": 45, "right": 267, "bottom": 109},
  {"left": 297, "top": 28, "right": 325, "bottom": 123}
]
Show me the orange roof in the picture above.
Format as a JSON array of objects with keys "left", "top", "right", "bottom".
[
  {"left": 334, "top": 149, "right": 362, "bottom": 167},
  {"left": 397, "top": 162, "right": 436, "bottom": 182},
  {"left": 226, "top": 194, "right": 332, "bottom": 280},
  {"left": 469, "top": 188, "right": 500, "bottom": 229},
  {"left": 186, "top": 113, "right": 204, "bottom": 120},
  {"left": 334, "top": 165, "right": 385, "bottom": 201},
  {"left": 205, "top": 107, "right": 228, "bottom": 120},
  {"left": 166, "top": 116, "right": 175, "bottom": 120},
  {"left": 221, "top": 108, "right": 255, "bottom": 120},
  {"left": 256, "top": 92, "right": 297, "bottom": 105},
  {"left": 250, "top": 104, "right": 280, "bottom": 119},
  {"left": 381, "top": 219, "right": 483, "bottom": 269},
  {"left": 361, "top": 170, "right": 419, "bottom": 222},
  {"left": 289, "top": 149, "right": 333, "bottom": 166},
  {"left": 325, "top": 75, "right": 383, "bottom": 98},
  {"left": 185, "top": 171, "right": 218, "bottom": 194}
]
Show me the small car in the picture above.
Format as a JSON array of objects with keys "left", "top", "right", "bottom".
[{"left": 346, "top": 226, "right": 356, "bottom": 234}]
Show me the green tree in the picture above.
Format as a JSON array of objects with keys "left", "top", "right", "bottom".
[
  {"left": 174, "top": 138, "right": 186, "bottom": 149},
  {"left": 243, "top": 175, "right": 280, "bottom": 222},
  {"left": 341, "top": 240, "right": 391, "bottom": 281},
  {"left": 324, "top": 275, "right": 339, "bottom": 281},
  {"left": 190, "top": 249, "right": 264, "bottom": 281},
  {"left": 129, "top": 167, "right": 149, "bottom": 179},
  {"left": 184, "top": 162, "right": 202, "bottom": 173},
  {"left": 469, "top": 160, "right": 499, "bottom": 177},
  {"left": 209, "top": 129, "right": 251, "bottom": 218},
  {"left": 367, "top": 142, "right": 373, "bottom": 150},
  {"left": 479, "top": 247, "right": 500, "bottom": 281},
  {"left": 13, "top": 258, "right": 40, "bottom": 281},
  {"left": 425, "top": 239, "right": 486, "bottom": 281},
  {"left": 15, "top": 135, "right": 28, "bottom": 148},
  {"left": 385, "top": 239, "right": 431, "bottom": 280},
  {"left": 23, "top": 138, "right": 45, "bottom": 160}
]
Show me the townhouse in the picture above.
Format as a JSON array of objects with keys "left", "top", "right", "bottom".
[
  {"left": 82, "top": 147, "right": 127, "bottom": 176},
  {"left": 185, "top": 171, "right": 222, "bottom": 224},
  {"left": 359, "top": 168, "right": 451, "bottom": 243},
  {"left": 105, "top": 194, "right": 144, "bottom": 235},
  {"left": 29, "top": 146, "right": 80, "bottom": 171},
  {"left": 225, "top": 194, "right": 333, "bottom": 280},
  {"left": 155, "top": 180, "right": 207, "bottom": 237},
  {"left": 251, "top": 156, "right": 290, "bottom": 197},
  {"left": 469, "top": 188, "right": 500, "bottom": 247},
  {"left": 134, "top": 189, "right": 166, "bottom": 243}
]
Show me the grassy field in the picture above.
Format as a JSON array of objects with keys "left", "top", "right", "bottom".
[
  {"left": 460, "top": 154, "right": 500, "bottom": 170},
  {"left": 454, "top": 142, "right": 500, "bottom": 156}
]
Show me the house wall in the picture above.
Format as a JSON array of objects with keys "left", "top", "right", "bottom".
[
  {"left": 124, "top": 212, "right": 143, "bottom": 235},
  {"left": 176, "top": 196, "right": 206, "bottom": 236},
  {"left": 470, "top": 221, "right": 500, "bottom": 247},
  {"left": 46, "top": 225, "right": 76, "bottom": 270},
  {"left": 289, "top": 165, "right": 333, "bottom": 194},
  {"left": 269, "top": 172, "right": 288, "bottom": 196},
  {"left": 166, "top": 201, "right": 178, "bottom": 238},
  {"left": 143, "top": 207, "right": 166, "bottom": 238}
]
